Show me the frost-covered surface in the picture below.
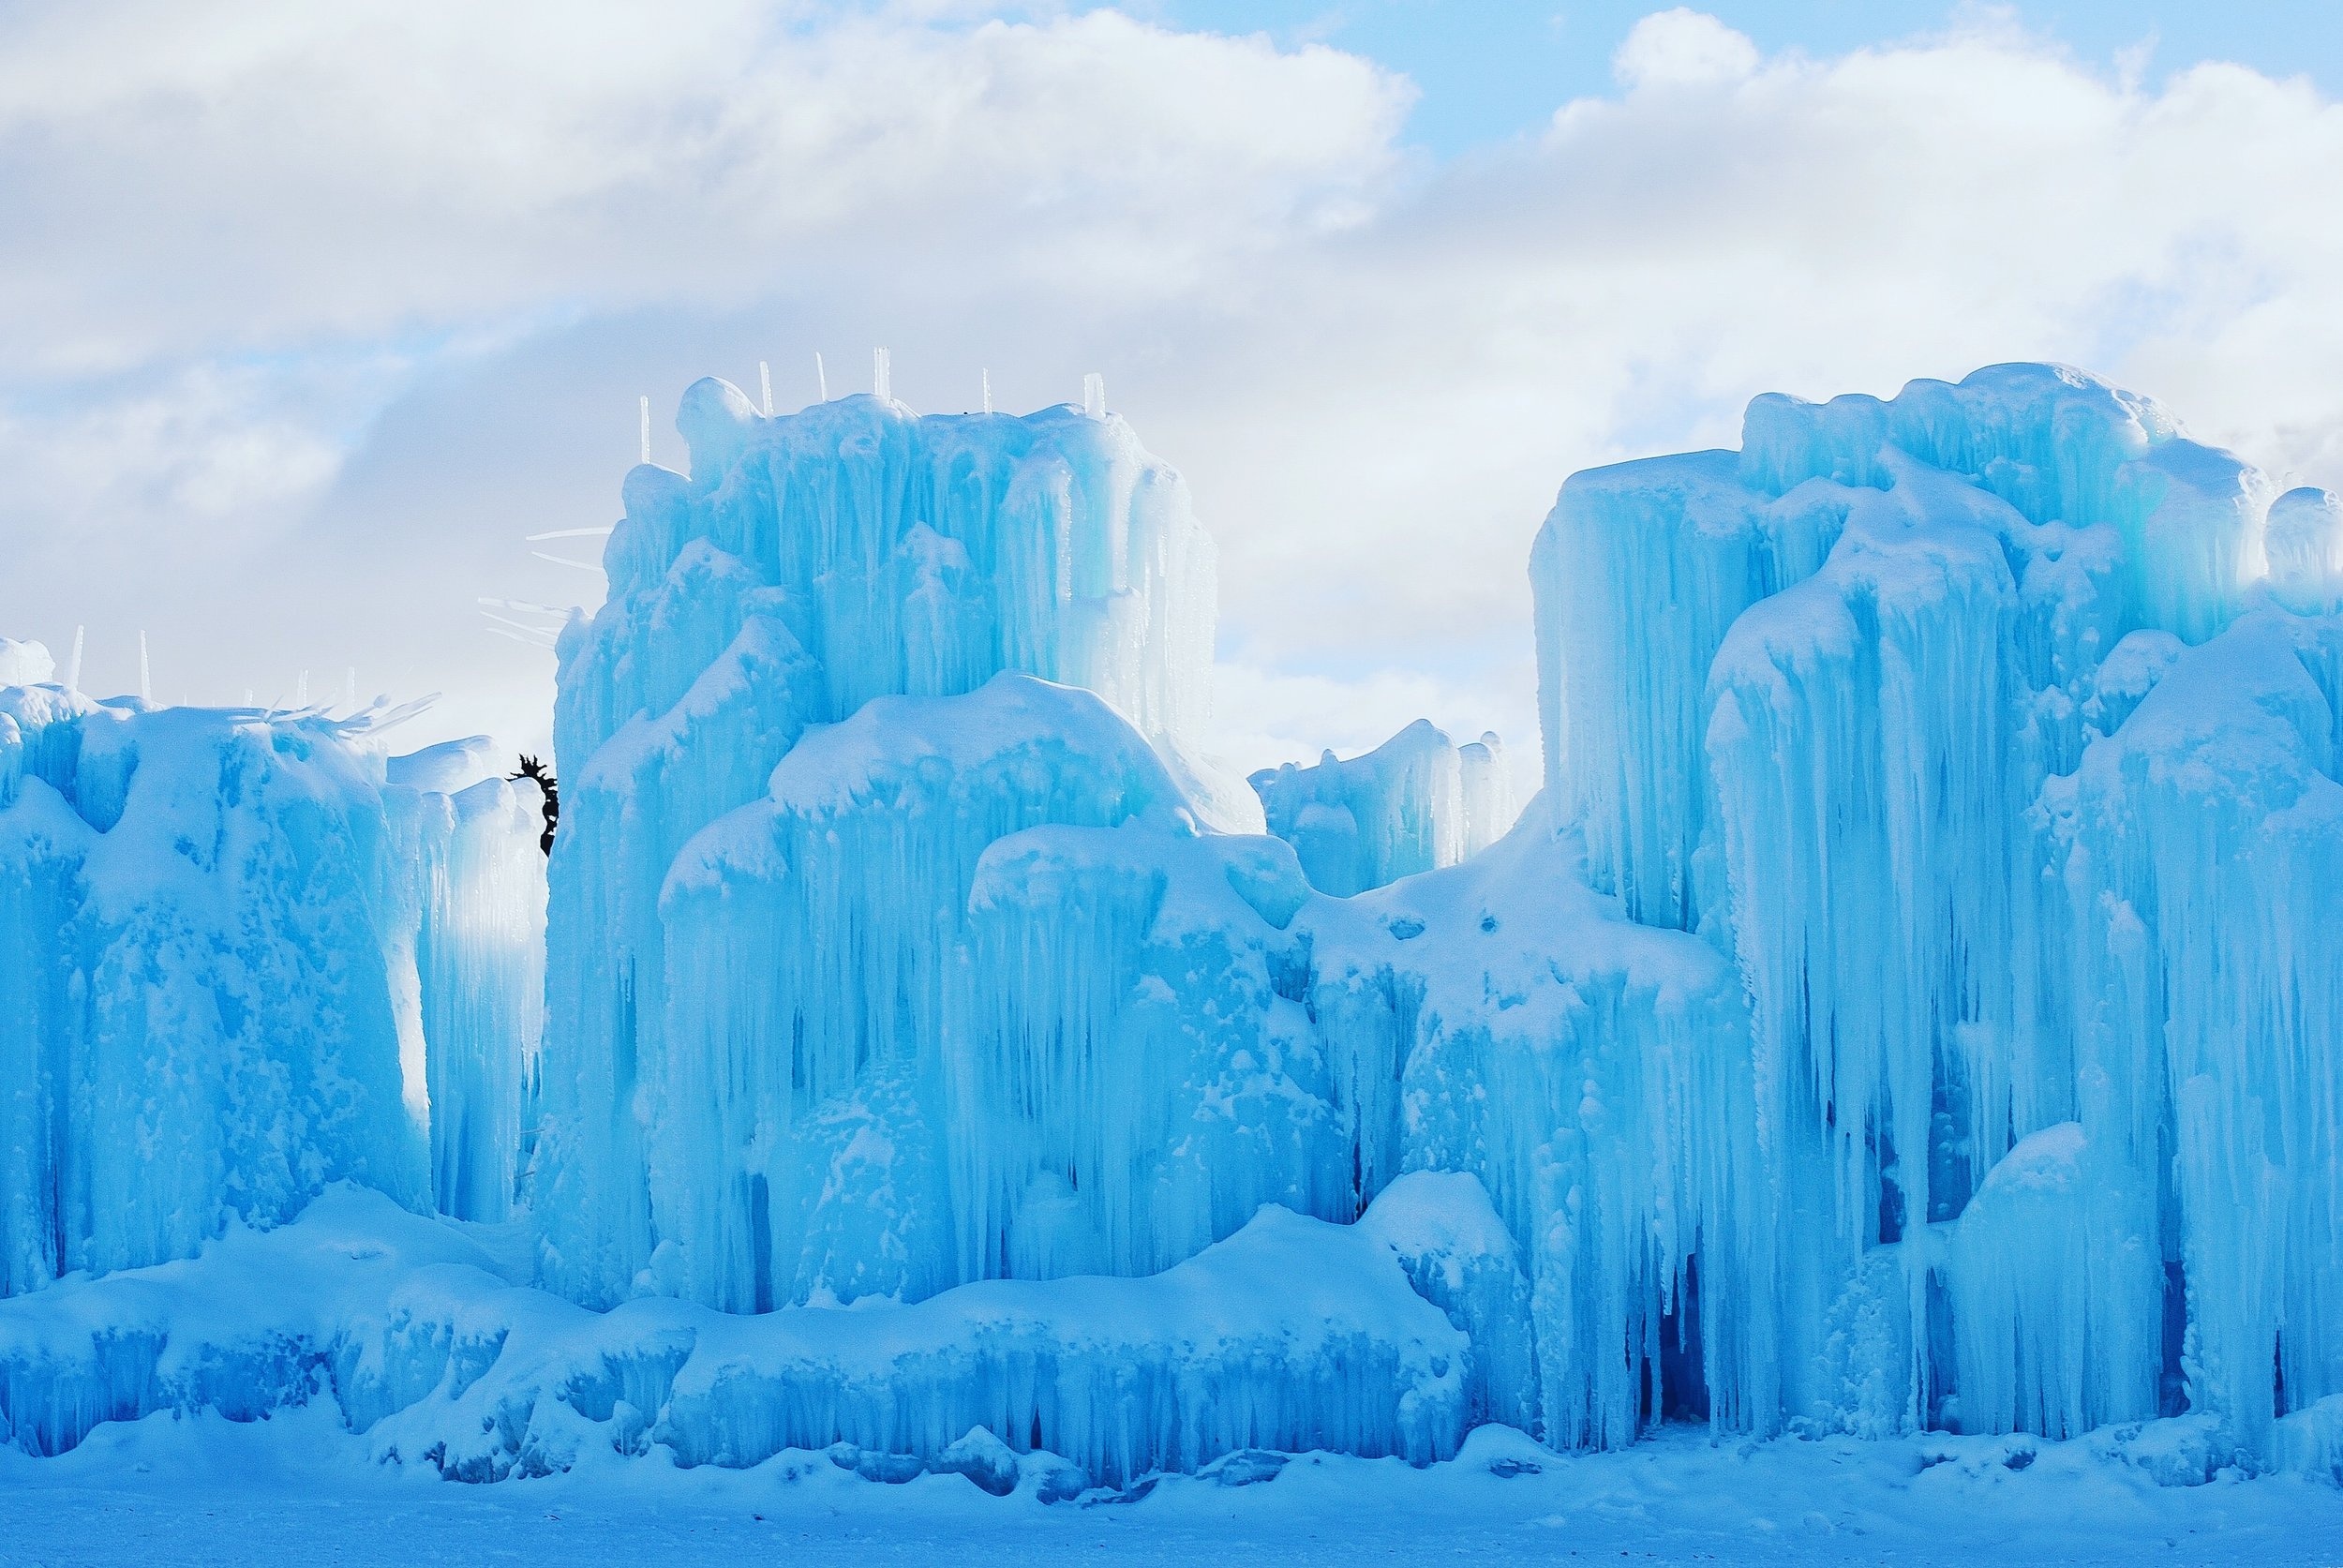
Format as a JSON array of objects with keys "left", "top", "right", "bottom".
[
  {"left": 0, "top": 681, "right": 543, "bottom": 1291},
  {"left": 0, "top": 1183, "right": 1466, "bottom": 1485},
  {"left": 1250, "top": 720, "right": 1517, "bottom": 895}
]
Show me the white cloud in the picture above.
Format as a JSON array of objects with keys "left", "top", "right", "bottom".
[
  {"left": 1611, "top": 8, "right": 1760, "bottom": 90},
  {"left": 0, "top": 2, "right": 1408, "bottom": 376},
  {"left": 1, "top": 6, "right": 2337, "bottom": 791}
]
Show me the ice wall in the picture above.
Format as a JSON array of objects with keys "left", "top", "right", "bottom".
[
  {"left": 532, "top": 386, "right": 1239, "bottom": 1307},
  {"left": 1250, "top": 721, "right": 1518, "bottom": 895},
  {"left": 0, "top": 678, "right": 544, "bottom": 1293},
  {"left": 1532, "top": 364, "right": 2336, "bottom": 1463},
  {"left": 15, "top": 359, "right": 2306, "bottom": 1481},
  {"left": 384, "top": 740, "right": 548, "bottom": 1223},
  {"left": 649, "top": 676, "right": 1208, "bottom": 1311},
  {"left": 1536, "top": 365, "right": 2267, "bottom": 932},
  {"left": 1296, "top": 799, "right": 1768, "bottom": 1448},
  {"left": 2036, "top": 605, "right": 2343, "bottom": 1456}
]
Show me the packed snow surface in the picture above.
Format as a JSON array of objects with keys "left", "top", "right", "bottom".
[{"left": 7, "top": 1396, "right": 2342, "bottom": 1567}]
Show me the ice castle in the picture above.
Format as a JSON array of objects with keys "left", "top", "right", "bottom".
[{"left": 1, "top": 363, "right": 2338, "bottom": 1486}]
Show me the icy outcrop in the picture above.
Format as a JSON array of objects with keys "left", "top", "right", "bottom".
[
  {"left": 1250, "top": 721, "right": 1517, "bottom": 895},
  {"left": 2037, "top": 606, "right": 2343, "bottom": 1456},
  {"left": 1532, "top": 363, "right": 2336, "bottom": 1462},
  {"left": 950, "top": 813, "right": 1339, "bottom": 1287},
  {"left": 1537, "top": 365, "right": 2267, "bottom": 932},
  {"left": 0, "top": 1184, "right": 1467, "bottom": 1486},
  {"left": 1354, "top": 1172, "right": 1534, "bottom": 1430},
  {"left": 383, "top": 742, "right": 547, "bottom": 1224},
  {"left": 1533, "top": 450, "right": 1844, "bottom": 928},
  {"left": 1297, "top": 800, "right": 1765, "bottom": 1448},
  {"left": 2266, "top": 486, "right": 2343, "bottom": 615},
  {"left": 0, "top": 680, "right": 543, "bottom": 1293},
  {"left": 649, "top": 675, "right": 1200, "bottom": 1311},
  {"left": 533, "top": 389, "right": 1242, "bottom": 1308}
]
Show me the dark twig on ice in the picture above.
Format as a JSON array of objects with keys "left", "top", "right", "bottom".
[{"left": 509, "top": 754, "right": 558, "bottom": 855}]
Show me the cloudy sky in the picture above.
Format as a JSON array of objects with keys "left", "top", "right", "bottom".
[{"left": 3, "top": 1, "right": 2338, "bottom": 785}]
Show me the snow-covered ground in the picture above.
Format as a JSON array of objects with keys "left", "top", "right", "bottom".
[{"left": 6, "top": 1408, "right": 2338, "bottom": 1567}]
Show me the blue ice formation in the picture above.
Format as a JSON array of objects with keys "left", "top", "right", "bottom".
[
  {"left": 0, "top": 1179, "right": 1479, "bottom": 1485},
  {"left": 0, "top": 688, "right": 544, "bottom": 1292},
  {"left": 1250, "top": 720, "right": 1517, "bottom": 895},
  {"left": 2, "top": 365, "right": 2340, "bottom": 1485}
]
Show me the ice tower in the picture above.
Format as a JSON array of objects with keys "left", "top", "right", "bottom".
[
  {"left": 1532, "top": 364, "right": 2340, "bottom": 1459},
  {"left": 0, "top": 677, "right": 544, "bottom": 1292},
  {"left": 530, "top": 384, "right": 1249, "bottom": 1307}
]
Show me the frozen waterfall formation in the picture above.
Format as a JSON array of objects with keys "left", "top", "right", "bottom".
[
  {"left": 4, "top": 364, "right": 2341, "bottom": 1486},
  {"left": 1533, "top": 364, "right": 2341, "bottom": 1463},
  {"left": 0, "top": 687, "right": 545, "bottom": 1295}
]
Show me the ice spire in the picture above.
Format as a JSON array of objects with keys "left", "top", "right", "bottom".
[
  {"left": 67, "top": 624, "right": 83, "bottom": 694},
  {"left": 638, "top": 396, "right": 651, "bottom": 466},
  {"left": 982, "top": 368, "right": 992, "bottom": 414},
  {"left": 1083, "top": 372, "right": 1105, "bottom": 419},
  {"left": 758, "top": 361, "right": 774, "bottom": 417},
  {"left": 816, "top": 352, "right": 828, "bottom": 402},
  {"left": 296, "top": 669, "right": 310, "bottom": 708},
  {"left": 138, "top": 631, "right": 151, "bottom": 704},
  {"left": 874, "top": 348, "right": 892, "bottom": 401}
]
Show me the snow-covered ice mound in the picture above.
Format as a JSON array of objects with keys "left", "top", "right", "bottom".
[{"left": 0, "top": 1180, "right": 1478, "bottom": 1486}]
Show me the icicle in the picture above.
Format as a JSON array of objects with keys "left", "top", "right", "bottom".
[
  {"left": 137, "top": 632, "right": 151, "bottom": 705},
  {"left": 758, "top": 360, "right": 774, "bottom": 417},
  {"left": 1083, "top": 373, "right": 1105, "bottom": 419},
  {"left": 981, "top": 369, "right": 992, "bottom": 414},
  {"left": 638, "top": 396, "right": 651, "bottom": 466},
  {"left": 873, "top": 348, "right": 891, "bottom": 402},
  {"left": 67, "top": 625, "right": 83, "bottom": 694},
  {"left": 816, "top": 351, "right": 828, "bottom": 402}
]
